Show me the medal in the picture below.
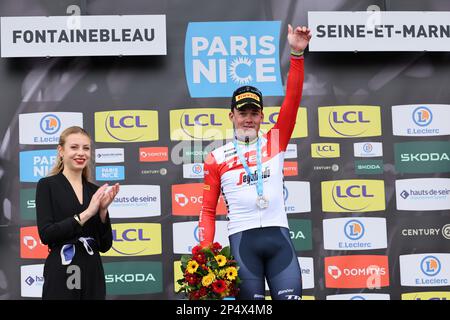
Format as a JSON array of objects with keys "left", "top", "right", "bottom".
[
  {"left": 256, "top": 195, "right": 269, "bottom": 209},
  {"left": 233, "top": 135, "right": 269, "bottom": 210}
]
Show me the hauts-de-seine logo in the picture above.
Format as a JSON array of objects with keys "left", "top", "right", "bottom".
[
  {"left": 185, "top": 21, "right": 283, "bottom": 97},
  {"left": 40, "top": 114, "right": 61, "bottom": 134},
  {"left": 413, "top": 106, "right": 433, "bottom": 127}
]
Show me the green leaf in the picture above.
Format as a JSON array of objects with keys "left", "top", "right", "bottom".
[
  {"left": 220, "top": 246, "right": 231, "bottom": 258},
  {"left": 203, "top": 249, "right": 215, "bottom": 260},
  {"left": 180, "top": 254, "right": 191, "bottom": 267},
  {"left": 207, "top": 259, "right": 219, "bottom": 270}
]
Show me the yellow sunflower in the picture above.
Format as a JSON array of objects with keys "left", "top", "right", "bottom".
[
  {"left": 215, "top": 255, "right": 227, "bottom": 267},
  {"left": 225, "top": 267, "right": 238, "bottom": 280},
  {"left": 186, "top": 260, "right": 199, "bottom": 274}
]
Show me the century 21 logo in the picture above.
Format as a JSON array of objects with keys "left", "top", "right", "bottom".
[
  {"left": 95, "top": 110, "right": 158, "bottom": 143},
  {"left": 318, "top": 106, "right": 381, "bottom": 138},
  {"left": 185, "top": 21, "right": 283, "bottom": 98},
  {"left": 322, "top": 180, "right": 385, "bottom": 212}
]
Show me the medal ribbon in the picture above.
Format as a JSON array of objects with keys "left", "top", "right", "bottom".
[{"left": 233, "top": 137, "right": 263, "bottom": 198}]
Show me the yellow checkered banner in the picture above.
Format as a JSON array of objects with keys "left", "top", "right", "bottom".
[{"left": 0, "top": 0, "right": 449, "bottom": 300}]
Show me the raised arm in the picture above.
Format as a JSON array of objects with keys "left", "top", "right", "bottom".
[{"left": 272, "top": 25, "right": 311, "bottom": 151}]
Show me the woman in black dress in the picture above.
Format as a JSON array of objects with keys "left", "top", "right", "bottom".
[{"left": 36, "top": 126, "right": 119, "bottom": 299}]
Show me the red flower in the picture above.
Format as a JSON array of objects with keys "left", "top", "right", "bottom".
[
  {"left": 185, "top": 273, "right": 200, "bottom": 286},
  {"left": 212, "top": 279, "right": 227, "bottom": 294},
  {"left": 193, "top": 251, "right": 207, "bottom": 264},
  {"left": 228, "top": 284, "right": 239, "bottom": 297},
  {"left": 189, "top": 291, "right": 201, "bottom": 300},
  {"left": 211, "top": 242, "right": 222, "bottom": 254},
  {"left": 198, "top": 287, "right": 208, "bottom": 297},
  {"left": 192, "top": 245, "right": 203, "bottom": 256}
]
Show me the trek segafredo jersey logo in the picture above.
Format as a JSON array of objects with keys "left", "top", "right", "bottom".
[
  {"left": 321, "top": 180, "right": 385, "bottom": 212},
  {"left": 318, "top": 106, "right": 381, "bottom": 138},
  {"left": 185, "top": 21, "right": 283, "bottom": 98}
]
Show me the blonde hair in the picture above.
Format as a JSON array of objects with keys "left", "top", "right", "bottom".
[{"left": 48, "top": 126, "right": 93, "bottom": 181}]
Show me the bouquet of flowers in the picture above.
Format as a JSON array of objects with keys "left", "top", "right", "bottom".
[{"left": 177, "top": 242, "right": 240, "bottom": 300}]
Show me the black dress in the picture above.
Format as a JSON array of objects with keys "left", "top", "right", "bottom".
[{"left": 36, "top": 172, "right": 112, "bottom": 300}]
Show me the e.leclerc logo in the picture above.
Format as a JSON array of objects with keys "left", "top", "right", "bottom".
[
  {"left": 40, "top": 114, "right": 61, "bottom": 134},
  {"left": 185, "top": 21, "right": 283, "bottom": 97},
  {"left": 421, "top": 256, "right": 441, "bottom": 277},
  {"left": 19, "top": 112, "right": 83, "bottom": 145},
  {"left": 412, "top": 106, "right": 433, "bottom": 127},
  {"left": 344, "top": 220, "right": 365, "bottom": 240}
]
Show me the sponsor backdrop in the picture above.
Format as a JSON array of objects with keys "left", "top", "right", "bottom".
[{"left": 0, "top": 0, "right": 449, "bottom": 300}]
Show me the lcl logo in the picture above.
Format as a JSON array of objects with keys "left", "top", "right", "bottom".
[
  {"left": 108, "top": 115, "right": 148, "bottom": 129},
  {"left": 335, "top": 185, "right": 374, "bottom": 198},
  {"left": 261, "top": 112, "right": 279, "bottom": 125},
  {"left": 112, "top": 229, "right": 151, "bottom": 242},
  {"left": 331, "top": 111, "right": 370, "bottom": 124},
  {"left": 182, "top": 114, "right": 222, "bottom": 127}
]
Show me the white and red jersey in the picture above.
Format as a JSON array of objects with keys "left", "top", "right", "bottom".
[{"left": 199, "top": 56, "right": 305, "bottom": 247}]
